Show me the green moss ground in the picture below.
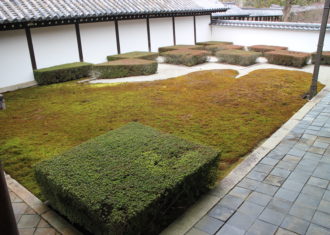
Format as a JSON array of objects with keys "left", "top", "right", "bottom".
[{"left": 0, "top": 69, "right": 323, "bottom": 198}]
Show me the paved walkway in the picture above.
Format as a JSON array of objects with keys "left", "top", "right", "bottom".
[{"left": 186, "top": 91, "right": 330, "bottom": 235}]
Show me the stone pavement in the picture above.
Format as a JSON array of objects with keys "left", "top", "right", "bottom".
[{"left": 186, "top": 92, "right": 330, "bottom": 235}]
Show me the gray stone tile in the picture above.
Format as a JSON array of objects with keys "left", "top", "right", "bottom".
[
  {"left": 18, "top": 228, "right": 35, "bottom": 235},
  {"left": 247, "top": 170, "right": 267, "bottom": 181},
  {"left": 237, "top": 178, "right": 260, "bottom": 191},
  {"left": 246, "top": 219, "right": 278, "bottom": 235},
  {"left": 264, "top": 175, "right": 286, "bottom": 187},
  {"left": 287, "top": 171, "right": 311, "bottom": 184},
  {"left": 255, "top": 182, "right": 279, "bottom": 196},
  {"left": 314, "top": 141, "right": 329, "bottom": 149},
  {"left": 260, "top": 157, "right": 279, "bottom": 166},
  {"left": 307, "top": 176, "right": 329, "bottom": 189},
  {"left": 228, "top": 187, "right": 251, "bottom": 200},
  {"left": 318, "top": 200, "right": 330, "bottom": 214},
  {"left": 276, "top": 161, "right": 297, "bottom": 171},
  {"left": 237, "top": 201, "right": 264, "bottom": 218},
  {"left": 247, "top": 192, "right": 272, "bottom": 207},
  {"left": 275, "top": 227, "right": 298, "bottom": 235},
  {"left": 306, "top": 223, "right": 330, "bottom": 235},
  {"left": 267, "top": 198, "right": 293, "bottom": 214},
  {"left": 301, "top": 184, "right": 326, "bottom": 200},
  {"left": 287, "top": 148, "right": 306, "bottom": 157},
  {"left": 208, "top": 205, "right": 235, "bottom": 222},
  {"left": 13, "top": 202, "right": 29, "bottom": 215},
  {"left": 312, "top": 211, "right": 330, "bottom": 229},
  {"left": 289, "top": 204, "right": 316, "bottom": 221},
  {"left": 218, "top": 195, "right": 244, "bottom": 210},
  {"left": 283, "top": 155, "right": 301, "bottom": 163},
  {"left": 215, "top": 224, "right": 245, "bottom": 235},
  {"left": 17, "top": 215, "right": 40, "bottom": 228},
  {"left": 313, "top": 165, "right": 330, "bottom": 181},
  {"left": 294, "top": 143, "right": 310, "bottom": 151},
  {"left": 195, "top": 216, "right": 224, "bottom": 234},
  {"left": 295, "top": 193, "right": 321, "bottom": 209},
  {"left": 259, "top": 208, "right": 286, "bottom": 226},
  {"left": 270, "top": 168, "right": 291, "bottom": 179},
  {"left": 275, "top": 188, "right": 299, "bottom": 202},
  {"left": 254, "top": 164, "right": 273, "bottom": 174},
  {"left": 186, "top": 228, "right": 210, "bottom": 235},
  {"left": 304, "top": 152, "right": 323, "bottom": 159},
  {"left": 280, "top": 215, "right": 310, "bottom": 234},
  {"left": 323, "top": 190, "right": 330, "bottom": 201},
  {"left": 309, "top": 146, "right": 326, "bottom": 155},
  {"left": 227, "top": 211, "right": 255, "bottom": 231},
  {"left": 298, "top": 158, "right": 319, "bottom": 169}
]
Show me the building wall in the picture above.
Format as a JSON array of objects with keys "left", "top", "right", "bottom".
[
  {"left": 175, "top": 16, "right": 195, "bottom": 45},
  {"left": 80, "top": 22, "right": 117, "bottom": 63},
  {"left": 119, "top": 19, "right": 149, "bottom": 53},
  {"left": 196, "top": 15, "right": 212, "bottom": 43},
  {"left": 211, "top": 25, "right": 330, "bottom": 52},
  {"left": 150, "top": 18, "right": 174, "bottom": 52},
  {"left": 31, "top": 25, "right": 79, "bottom": 69},
  {"left": 0, "top": 30, "right": 34, "bottom": 90}
]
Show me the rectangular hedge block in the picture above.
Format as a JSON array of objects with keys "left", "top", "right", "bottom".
[
  {"left": 107, "top": 51, "right": 159, "bottom": 61},
  {"left": 265, "top": 50, "right": 311, "bottom": 68},
  {"left": 35, "top": 123, "right": 220, "bottom": 235},
  {"left": 216, "top": 50, "right": 261, "bottom": 66},
  {"left": 162, "top": 49, "right": 210, "bottom": 66},
  {"left": 33, "top": 62, "right": 92, "bottom": 85},
  {"left": 196, "top": 41, "right": 233, "bottom": 46},
  {"left": 158, "top": 45, "right": 204, "bottom": 53},
  {"left": 93, "top": 59, "right": 158, "bottom": 79},
  {"left": 248, "top": 45, "right": 288, "bottom": 55},
  {"left": 205, "top": 44, "right": 244, "bottom": 56},
  {"left": 312, "top": 51, "right": 330, "bottom": 65}
]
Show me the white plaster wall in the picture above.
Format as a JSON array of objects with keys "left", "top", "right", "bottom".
[
  {"left": 211, "top": 25, "right": 330, "bottom": 52},
  {"left": 80, "top": 22, "right": 117, "bottom": 63},
  {"left": 31, "top": 25, "right": 79, "bottom": 69},
  {"left": 0, "top": 30, "right": 34, "bottom": 88},
  {"left": 118, "top": 19, "right": 148, "bottom": 53},
  {"left": 196, "top": 15, "right": 212, "bottom": 43},
  {"left": 150, "top": 18, "right": 174, "bottom": 52},
  {"left": 175, "top": 16, "right": 195, "bottom": 45}
]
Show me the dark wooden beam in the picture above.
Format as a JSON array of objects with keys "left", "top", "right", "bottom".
[
  {"left": 193, "top": 16, "right": 197, "bottom": 44},
  {"left": 25, "top": 27, "right": 37, "bottom": 70},
  {"left": 172, "top": 16, "right": 176, "bottom": 46},
  {"left": 75, "top": 23, "right": 84, "bottom": 62},
  {"left": 115, "top": 19, "right": 121, "bottom": 54},
  {"left": 146, "top": 17, "right": 151, "bottom": 52}
]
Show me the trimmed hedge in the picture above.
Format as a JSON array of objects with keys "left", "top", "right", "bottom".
[
  {"left": 33, "top": 62, "right": 92, "bottom": 85},
  {"left": 162, "top": 49, "right": 210, "bottom": 66},
  {"left": 93, "top": 59, "right": 158, "bottom": 79},
  {"left": 248, "top": 45, "right": 288, "bottom": 55},
  {"left": 107, "top": 51, "right": 159, "bottom": 61},
  {"left": 216, "top": 50, "right": 261, "bottom": 66},
  {"left": 265, "top": 50, "right": 311, "bottom": 68},
  {"left": 35, "top": 123, "right": 220, "bottom": 235},
  {"left": 205, "top": 44, "right": 244, "bottom": 56},
  {"left": 196, "top": 41, "right": 233, "bottom": 46},
  {"left": 312, "top": 51, "right": 330, "bottom": 65},
  {"left": 158, "top": 45, "right": 204, "bottom": 53}
]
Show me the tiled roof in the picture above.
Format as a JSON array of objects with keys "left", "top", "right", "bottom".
[
  {"left": 0, "top": 0, "right": 226, "bottom": 24},
  {"left": 213, "top": 3, "right": 283, "bottom": 17},
  {"left": 212, "top": 20, "right": 330, "bottom": 31}
]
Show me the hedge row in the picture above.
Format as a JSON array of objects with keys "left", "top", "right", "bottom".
[
  {"left": 107, "top": 51, "right": 159, "bottom": 61},
  {"left": 205, "top": 44, "right": 244, "bottom": 56},
  {"left": 162, "top": 49, "right": 210, "bottom": 66},
  {"left": 93, "top": 59, "right": 158, "bottom": 79},
  {"left": 33, "top": 62, "right": 92, "bottom": 85},
  {"left": 158, "top": 45, "right": 204, "bottom": 53},
  {"left": 35, "top": 123, "right": 220, "bottom": 235},
  {"left": 216, "top": 50, "right": 261, "bottom": 66},
  {"left": 312, "top": 51, "right": 330, "bottom": 65},
  {"left": 196, "top": 41, "right": 233, "bottom": 46},
  {"left": 265, "top": 50, "right": 311, "bottom": 68},
  {"left": 248, "top": 45, "right": 288, "bottom": 55}
]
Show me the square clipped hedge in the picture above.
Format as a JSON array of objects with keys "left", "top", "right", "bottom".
[
  {"left": 162, "top": 49, "right": 210, "bottom": 66},
  {"left": 216, "top": 50, "right": 261, "bottom": 66},
  {"left": 248, "top": 45, "right": 288, "bottom": 55},
  {"left": 205, "top": 44, "right": 244, "bottom": 56},
  {"left": 107, "top": 51, "right": 159, "bottom": 61},
  {"left": 35, "top": 123, "right": 220, "bottom": 235},
  {"left": 196, "top": 41, "right": 233, "bottom": 46},
  {"left": 93, "top": 58, "right": 158, "bottom": 79},
  {"left": 265, "top": 50, "right": 311, "bottom": 68},
  {"left": 312, "top": 51, "right": 330, "bottom": 65},
  {"left": 158, "top": 45, "right": 204, "bottom": 53},
  {"left": 33, "top": 62, "right": 92, "bottom": 85}
]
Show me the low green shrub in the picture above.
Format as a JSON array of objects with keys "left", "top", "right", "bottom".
[
  {"left": 216, "top": 50, "right": 261, "bottom": 66},
  {"left": 265, "top": 50, "right": 311, "bottom": 68},
  {"left": 248, "top": 45, "right": 288, "bottom": 55},
  {"left": 33, "top": 62, "right": 92, "bottom": 85},
  {"left": 35, "top": 122, "right": 220, "bottom": 235},
  {"left": 205, "top": 44, "right": 244, "bottom": 55},
  {"left": 312, "top": 51, "right": 330, "bottom": 65},
  {"left": 107, "top": 51, "right": 159, "bottom": 61},
  {"left": 196, "top": 41, "right": 233, "bottom": 46},
  {"left": 93, "top": 59, "right": 158, "bottom": 79},
  {"left": 162, "top": 49, "right": 210, "bottom": 66},
  {"left": 158, "top": 45, "right": 204, "bottom": 53}
]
